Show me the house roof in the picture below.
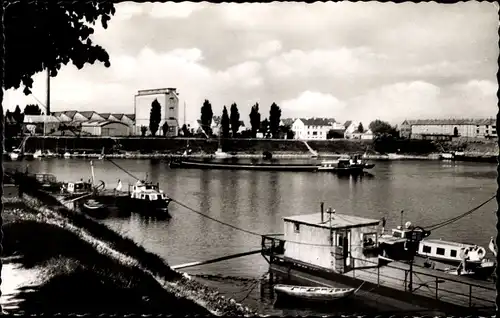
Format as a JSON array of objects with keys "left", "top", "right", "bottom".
[
  {"left": 284, "top": 212, "right": 380, "bottom": 230},
  {"left": 79, "top": 111, "right": 96, "bottom": 119},
  {"left": 343, "top": 120, "right": 353, "bottom": 128},
  {"left": 111, "top": 113, "right": 125, "bottom": 120},
  {"left": 63, "top": 111, "right": 78, "bottom": 119},
  {"left": 404, "top": 118, "right": 496, "bottom": 126},
  {"left": 124, "top": 114, "right": 135, "bottom": 121},
  {"left": 81, "top": 120, "right": 127, "bottom": 127},
  {"left": 281, "top": 118, "right": 295, "bottom": 126},
  {"left": 300, "top": 118, "right": 335, "bottom": 126},
  {"left": 24, "top": 115, "right": 60, "bottom": 123},
  {"left": 99, "top": 113, "right": 111, "bottom": 119}
]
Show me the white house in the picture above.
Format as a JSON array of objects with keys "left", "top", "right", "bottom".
[
  {"left": 292, "top": 118, "right": 338, "bottom": 140},
  {"left": 343, "top": 121, "right": 361, "bottom": 139}
]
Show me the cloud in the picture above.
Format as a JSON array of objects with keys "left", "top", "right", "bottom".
[
  {"left": 3, "top": 46, "right": 264, "bottom": 125},
  {"left": 266, "top": 47, "right": 386, "bottom": 79},
  {"left": 148, "top": 2, "right": 207, "bottom": 19},
  {"left": 345, "top": 81, "right": 442, "bottom": 125},
  {"left": 113, "top": 3, "right": 144, "bottom": 21},
  {"left": 244, "top": 40, "right": 282, "bottom": 59},
  {"left": 280, "top": 91, "right": 346, "bottom": 119}
]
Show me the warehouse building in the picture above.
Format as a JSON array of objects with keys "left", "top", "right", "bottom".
[{"left": 81, "top": 121, "right": 130, "bottom": 136}]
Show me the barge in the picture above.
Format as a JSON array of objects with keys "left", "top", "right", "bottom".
[
  {"left": 169, "top": 156, "right": 374, "bottom": 174},
  {"left": 261, "top": 204, "right": 495, "bottom": 314}
]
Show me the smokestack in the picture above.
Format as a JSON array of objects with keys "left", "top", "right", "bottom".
[
  {"left": 321, "top": 202, "right": 324, "bottom": 222},
  {"left": 46, "top": 69, "right": 51, "bottom": 115}
]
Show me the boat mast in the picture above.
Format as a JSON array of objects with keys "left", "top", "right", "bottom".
[{"left": 90, "top": 160, "right": 95, "bottom": 186}]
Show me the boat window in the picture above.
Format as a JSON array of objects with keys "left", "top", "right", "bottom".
[
  {"left": 150, "top": 194, "right": 157, "bottom": 200},
  {"left": 436, "top": 247, "right": 445, "bottom": 255},
  {"left": 450, "top": 250, "right": 457, "bottom": 257},
  {"left": 337, "top": 235, "right": 343, "bottom": 247},
  {"left": 392, "top": 231, "right": 402, "bottom": 238},
  {"left": 294, "top": 223, "right": 300, "bottom": 233},
  {"left": 422, "top": 245, "right": 431, "bottom": 253}
]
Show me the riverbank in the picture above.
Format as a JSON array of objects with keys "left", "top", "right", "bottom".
[
  {"left": 6, "top": 136, "right": 498, "bottom": 162},
  {"left": 1, "top": 180, "right": 254, "bottom": 316}
]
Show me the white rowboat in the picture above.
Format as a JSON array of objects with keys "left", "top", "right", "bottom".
[{"left": 274, "top": 284, "right": 356, "bottom": 302}]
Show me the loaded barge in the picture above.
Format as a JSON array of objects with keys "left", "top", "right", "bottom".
[
  {"left": 169, "top": 156, "right": 374, "bottom": 174},
  {"left": 261, "top": 205, "right": 495, "bottom": 314}
]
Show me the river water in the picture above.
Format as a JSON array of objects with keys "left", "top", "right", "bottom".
[{"left": 6, "top": 158, "right": 497, "bottom": 314}]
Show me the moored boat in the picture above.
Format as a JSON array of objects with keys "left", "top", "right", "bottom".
[
  {"left": 81, "top": 198, "right": 110, "bottom": 219},
  {"left": 33, "top": 149, "right": 43, "bottom": 159},
  {"left": 9, "top": 149, "right": 21, "bottom": 161},
  {"left": 170, "top": 159, "right": 319, "bottom": 172},
  {"left": 377, "top": 219, "right": 496, "bottom": 280},
  {"left": 273, "top": 284, "right": 356, "bottom": 302},
  {"left": 117, "top": 180, "right": 172, "bottom": 218}
]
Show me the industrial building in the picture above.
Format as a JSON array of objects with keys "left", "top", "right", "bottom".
[
  {"left": 134, "top": 87, "right": 180, "bottom": 137},
  {"left": 81, "top": 121, "right": 131, "bottom": 136},
  {"left": 400, "top": 118, "right": 497, "bottom": 140}
]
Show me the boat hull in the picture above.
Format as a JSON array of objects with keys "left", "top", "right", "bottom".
[
  {"left": 81, "top": 201, "right": 110, "bottom": 219},
  {"left": 170, "top": 160, "right": 370, "bottom": 174},
  {"left": 116, "top": 197, "right": 171, "bottom": 218},
  {"left": 170, "top": 160, "right": 319, "bottom": 172},
  {"left": 274, "top": 284, "right": 355, "bottom": 302}
]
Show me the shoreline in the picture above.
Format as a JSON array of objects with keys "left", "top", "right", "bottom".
[
  {"left": 5, "top": 173, "right": 255, "bottom": 316},
  {"left": 9, "top": 151, "right": 497, "bottom": 162}
]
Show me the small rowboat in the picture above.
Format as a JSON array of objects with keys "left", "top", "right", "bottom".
[
  {"left": 82, "top": 199, "right": 109, "bottom": 219},
  {"left": 273, "top": 284, "right": 357, "bottom": 302}
]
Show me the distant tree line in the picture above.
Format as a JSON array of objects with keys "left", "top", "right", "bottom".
[{"left": 192, "top": 99, "right": 290, "bottom": 139}]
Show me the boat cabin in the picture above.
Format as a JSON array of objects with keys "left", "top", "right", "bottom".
[
  {"left": 417, "top": 239, "right": 486, "bottom": 264},
  {"left": 65, "top": 180, "right": 92, "bottom": 194},
  {"left": 283, "top": 209, "right": 381, "bottom": 274},
  {"left": 320, "top": 158, "right": 351, "bottom": 169},
  {"left": 129, "top": 181, "right": 170, "bottom": 201}
]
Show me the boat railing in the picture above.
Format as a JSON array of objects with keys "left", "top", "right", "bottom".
[
  {"left": 344, "top": 253, "right": 496, "bottom": 309},
  {"left": 261, "top": 234, "right": 285, "bottom": 256}
]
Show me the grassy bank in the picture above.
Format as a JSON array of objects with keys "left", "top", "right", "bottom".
[
  {"left": 2, "top": 199, "right": 211, "bottom": 315},
  {"left": 7, "top": 173, "right": 255, "bottom": 316}
]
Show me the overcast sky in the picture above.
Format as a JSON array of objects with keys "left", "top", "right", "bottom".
[{"left": 3, "top": 1, "right": 499, "bottom": 126}]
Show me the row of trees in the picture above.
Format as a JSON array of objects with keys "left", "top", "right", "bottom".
[{"left": 199, "top": 100, "right": 283, "bottom": 138}]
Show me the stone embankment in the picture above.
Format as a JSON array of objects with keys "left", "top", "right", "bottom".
[{"left": 6, "top": 136, "right": 498, "bottom": 161}]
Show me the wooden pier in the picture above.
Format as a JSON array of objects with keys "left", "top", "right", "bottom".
[{"left": 262, "top": 234, "right": 495, "bottom": 314}]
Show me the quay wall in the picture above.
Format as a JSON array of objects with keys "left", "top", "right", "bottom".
[{"left": 5, "top": 136, "right": 498, "bottom": 159}]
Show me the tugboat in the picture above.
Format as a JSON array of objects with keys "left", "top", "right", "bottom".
[{"left": 119, "top": 179, "right": 172, "bottom": 218}]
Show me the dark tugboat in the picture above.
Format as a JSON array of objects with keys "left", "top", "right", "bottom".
[{"left": 118, "top": 179, "right": 172, "bottom": 218}]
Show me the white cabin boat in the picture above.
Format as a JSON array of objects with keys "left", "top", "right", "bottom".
[
  {"left": 121, "top": 180, "right": 172, "bottom": 217},
  {"left": 214, "top": 148, "right": 231, "bottom": 158},
  {"left": 33, "top": 149, "right": 43, "bottom": 159},
  {"left": 417, "top": 239, "right": 486, "bottom": 265},
  {"left": 63, "top": 152, "right": 71, "bottom": 158},
  {"left": 274, "top": 284, "right": 356, "bottom": 302}
]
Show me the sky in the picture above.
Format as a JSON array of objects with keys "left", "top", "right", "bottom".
[{"left": 3, "top": 1, "right": 499, "bottom": 127}]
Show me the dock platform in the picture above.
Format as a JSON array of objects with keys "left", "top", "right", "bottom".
[{"left": 261, "top": 235, "right": 495, "bottom": 314}]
